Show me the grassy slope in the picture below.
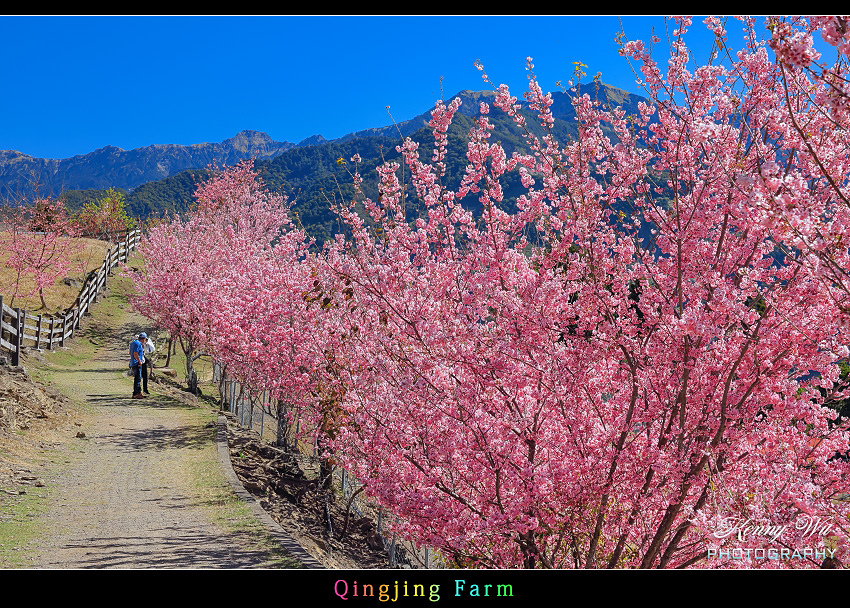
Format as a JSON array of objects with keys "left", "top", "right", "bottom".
[{"left": 0, "top": 233, "right": 110, "bottom": 312}]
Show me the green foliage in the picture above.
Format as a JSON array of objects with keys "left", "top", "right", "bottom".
[
  {"left": 71, "top": 187, "right": 135, "bottom": 239},
  {"left": 260, "top": 136, "right": 402, "bottom": 245},
  {"left": 59, "top": 187, "right": 128, "bottom": 214},
  {"left": 126, "top": 169, "right": 213, "bottom": 219}
]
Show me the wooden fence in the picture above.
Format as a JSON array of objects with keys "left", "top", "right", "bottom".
[{"left": 0, "top": 229, "right": 141, "bottom": 366}]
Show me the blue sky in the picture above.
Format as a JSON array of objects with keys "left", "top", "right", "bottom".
[{"left": 0, "top": 15, "right": 743, "bottom": 159}]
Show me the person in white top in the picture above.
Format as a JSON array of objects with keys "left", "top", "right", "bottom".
[
  {"left": 129, "top": 332, "right": 156, "bottom": 396},
  {"left": 141, "top": 333, "right": 155, "bottom": 395}
]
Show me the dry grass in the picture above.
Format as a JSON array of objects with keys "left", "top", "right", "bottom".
[{"left": 0, "top": 232, "right": 110, "bottom": 313}]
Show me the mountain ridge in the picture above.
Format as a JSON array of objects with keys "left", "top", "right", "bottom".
[
  {"left": 0, "top": 82, "right": 646, "bottom": 203},
  {"left": 0, "top": 129, "right": 298, "bottom": 201}
]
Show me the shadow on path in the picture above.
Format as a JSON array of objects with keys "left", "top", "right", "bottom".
[
  {"left": 38, "top": 529, "right": 286, "bottom": 569},
  {"left": 95, "top": 424, "right": 212, "bottom": 452}
]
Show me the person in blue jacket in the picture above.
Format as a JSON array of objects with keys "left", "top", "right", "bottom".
[{"left": 129, "top": 333, "right": 147, "bottom": 398}]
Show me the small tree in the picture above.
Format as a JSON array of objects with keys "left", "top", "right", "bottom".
[
  {"left": 3, "top": 198, "right": 84, "bottom": 309},
  {"left": 74, "top": 187, "right": 134, "bottom": 241}
]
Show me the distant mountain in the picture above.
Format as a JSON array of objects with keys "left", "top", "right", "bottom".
[
  {"left": 0, "top": 130, "right": 298, "bottom": 202},
  {"left": 11, "top": 82, "right": 656, "bottom": 245}
]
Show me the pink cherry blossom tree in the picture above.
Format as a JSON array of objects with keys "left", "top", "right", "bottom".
[
  {"left": 315, "top": 16, "right": 850, "bottom": 569},
  {"left": 130, "top": 160, "right": 298, "bottom": 393},
  {"left": 3, "top": 197, "right": 84, "bottom": 309},
  {"left": 131, "top": 159, "right": 349, "bottom": 523}
]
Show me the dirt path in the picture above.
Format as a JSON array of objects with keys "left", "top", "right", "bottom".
[{"left": 9, "top": 276, "right": 307, "bottom": 569}]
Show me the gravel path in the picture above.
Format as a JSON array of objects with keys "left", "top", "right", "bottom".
[{"left": 19, "top": 290, "right": 305, "bottom": 569}]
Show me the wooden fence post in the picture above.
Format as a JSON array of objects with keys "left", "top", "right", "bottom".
[
  {"left": 19, "top": 308, "right": 25, "bottom": 363},
  {"left": 12, "top": 307, "right": 22, "bottom": 366},
  {"left": 74, "top": 296, "right": 82, "bottom": 330},
  {"left": 68, "top": 300, "right": 77, "bottom": 340},
  {"left": 0, "top": 231, "right": 133, "bottom": 362}
]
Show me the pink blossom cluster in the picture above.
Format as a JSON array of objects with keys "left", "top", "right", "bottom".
[
  {"left": 766, "top": 17, "right": 850, "bottom": 123},
  {"left": 769, "top": 21, "right": 821, "bottom": 68},
  {"left": 811, "top": 16, "right": 850, "bottom": 57}
]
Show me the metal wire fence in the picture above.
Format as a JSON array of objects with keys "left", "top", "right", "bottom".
[{"left": 212, "top": 361, "right": 444, "bottom": 568}]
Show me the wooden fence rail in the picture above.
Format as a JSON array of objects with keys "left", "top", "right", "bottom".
[{"left": 0, "top": 229, "right": 141, "bottom": 366}]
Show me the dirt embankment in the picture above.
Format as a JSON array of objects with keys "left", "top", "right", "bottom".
[{"left": 0, "top": 363, "right": 81, "bottom": 498}]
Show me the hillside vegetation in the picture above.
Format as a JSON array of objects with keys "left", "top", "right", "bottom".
[{"left": 55, "top": 84, "right": 652, "bottom": 247}]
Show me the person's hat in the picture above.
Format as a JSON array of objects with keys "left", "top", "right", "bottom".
[{"left": 139, "top": 332, "right": 147, "bottom": 339}]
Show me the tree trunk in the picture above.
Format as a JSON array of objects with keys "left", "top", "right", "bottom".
[
  {"left": 276, "top": 400, "right": 294, "bottom": 450},
  {"left": 320, "top": 458, "right": 335, "bottom": 535},
  {"left": 337, "top": 486, "right": 365, "bottom": 541},
  {"left": 217, "top": 364, "right": 228, "bottom": 411},
  {"left": 179, "top": 336, "right": 199, "bottom": 394},
  {"left": 165, "top": 336, "right": 173, "bottom": 368}
]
